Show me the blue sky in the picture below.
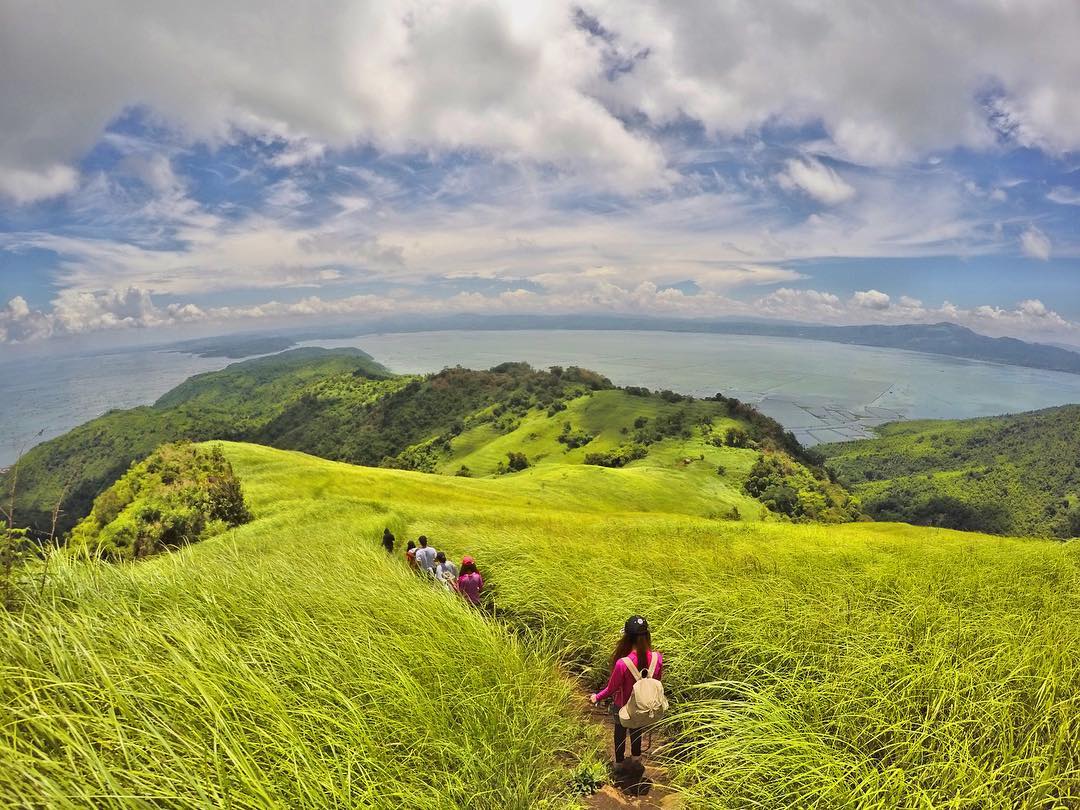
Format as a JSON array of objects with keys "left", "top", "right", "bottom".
[{"left": 1, "top": 1, "right": 1078, "bottom": 348}]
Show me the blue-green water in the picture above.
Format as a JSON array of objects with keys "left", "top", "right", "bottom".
[
  {"left": 303, "top": 330, "right": 1080, "bottom": 446},
  {"left": 5, "top": 329, "right": 1080, "bottom": 466}
]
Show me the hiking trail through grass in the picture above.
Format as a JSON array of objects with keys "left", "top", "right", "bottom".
[{"left": 576, "top": 683, "right": 680, "bottom": 809}]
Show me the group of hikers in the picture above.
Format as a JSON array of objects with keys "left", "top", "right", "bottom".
[
  {"left": 381, "top": 528, "right": 484, "bottom": 606},
  {"left": 381, "top": 528, "right": 667, "bottom": 778}
]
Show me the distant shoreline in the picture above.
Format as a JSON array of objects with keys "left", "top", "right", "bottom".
[{"left": 163, "top": 316, "right": 1080, "bottom": 376}]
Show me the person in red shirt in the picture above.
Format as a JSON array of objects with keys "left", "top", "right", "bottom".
[
  {"left": 405, "top": 540, "right": 418, "bottom": 571},
  {"left": 590, "top": 615, "right": 663, "bottom": 765}
]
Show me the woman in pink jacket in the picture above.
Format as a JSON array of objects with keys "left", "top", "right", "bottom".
[
  {"left": 589, "top": 615, "right": 663, "bottom": 765},
  {"left": 455, "top": 556, "right": 484, "bottom": 606}
]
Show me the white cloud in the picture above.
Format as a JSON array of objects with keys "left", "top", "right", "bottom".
[
  {"left": 851, "top": 289, "right": 890, "bottom": 310},
  {"left": 1020, "top": 225, "right": 1051, "bottom": 260},
  {"left": 777, "top": 158, "right": 856, "bottom": 205},
  {"left": 3, "top": 0, "right": 1080, "bottom": 206},
  {"left": 4, "top": 281, "right": 1079, "bottom": 346},
  {"left": 0, "top": 164, "right": 80, "bottom": 204},
  {"left": 590, "top": 0, "right": 1080, "bottom": 164},
  {"left": 0, "top": 0, "right": 667, "bottom": 200},
  {"left": 268, "top": 137, "right": 328, "bottom": 168}
]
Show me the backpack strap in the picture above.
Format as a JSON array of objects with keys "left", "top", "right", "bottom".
[
  {"left": 645, "top": 651, "right": 658, "bottom": 679},
  {"left": 622, "top": 656, "right": 643, "bottom": 682}
]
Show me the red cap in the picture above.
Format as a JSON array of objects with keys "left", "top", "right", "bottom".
[{"left": 461, "top": 556, "right": 474, "bottom": 565}]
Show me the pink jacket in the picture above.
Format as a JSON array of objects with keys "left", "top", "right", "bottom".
[
  {"left": 593, "top": 649, "right": 663, "bottom": 708},
  {"left": 457, "top": 572, "right": 483, "bottom": 605}
]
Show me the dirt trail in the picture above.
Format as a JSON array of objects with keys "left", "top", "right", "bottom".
[{"left": 580, "top": 688, "right": 682, "bottom": 809}]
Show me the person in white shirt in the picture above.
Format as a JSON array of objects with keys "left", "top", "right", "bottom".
[
  {"left": 434, "top": 551, "right": 458, "bottom": 590},
  {"left": 413, "top": 535, "right": 438, "bottom": 576}
]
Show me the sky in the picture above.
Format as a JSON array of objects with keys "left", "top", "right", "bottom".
[{"left": 1, "top": 0, "right": 1079, "bottom": 350}]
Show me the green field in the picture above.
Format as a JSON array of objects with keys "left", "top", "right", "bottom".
[{"left": 3, "top": 441, "right": 1077, "bottom": 808}]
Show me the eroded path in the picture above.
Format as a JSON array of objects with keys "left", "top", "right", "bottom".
[{"left": 578, "top": 685, "right": 682, "bottom": 810}]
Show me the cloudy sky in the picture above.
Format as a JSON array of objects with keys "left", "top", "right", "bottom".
[{"left": 1, "top": 0, "right": 1079, "bottom": 348}]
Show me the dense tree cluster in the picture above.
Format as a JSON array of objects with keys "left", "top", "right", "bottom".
[
  {"left": 744, "top": 453, "right": 861, "bottom": 523},
  {"left": 68, "top": 443, "right": 250, "bottom": 561},
  {"left": 584, "top": 444, "right": 649, "bottom": 468},
  {"left": 822, "top": 405, "right": 1080, "bottom": 538}
]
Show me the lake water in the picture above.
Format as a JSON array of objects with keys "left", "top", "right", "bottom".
[
  {"left": 301, "top": 330, "right": 1080, "bottom": 446},
  {"left": 5, "top": 329, "right": 1080, "bottom": 466},
  {"left": 0, "top": 350, "right": 230, "bottom": 467}
]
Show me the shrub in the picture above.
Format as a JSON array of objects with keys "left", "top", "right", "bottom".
[
  {"left": 584, "top": 444, "right": 648, "bottom": 468},
  {"left": 68, "top": 443, "right": 251, "bottom": 562},
  {"left": 557, "top": 424, "right": 595, "bottom": 450},
  {"left": 725, "top": 427, "right": 751, "bottom": 448},
  {"left": 506, "top": 452, "right": 530, "bottom": 472}
]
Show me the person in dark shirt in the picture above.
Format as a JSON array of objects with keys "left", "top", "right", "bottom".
[{"left": 382, "top": 527, "right": 395, "bottom": 554}]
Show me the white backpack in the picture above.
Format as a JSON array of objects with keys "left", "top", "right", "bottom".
[{"left": 617, "top": 652, "right": 668, "bottom": 729}]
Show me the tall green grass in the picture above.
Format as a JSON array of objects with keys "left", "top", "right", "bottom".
[
  {"left": 5, "top": 442, "right": 1078, "bottom": 808},
  {"left": 0, "top": 482, "right": 599, "bottom": 808},
  {"left": 468, "top": 519, "right": 1080, "bottom": 807},
  {"left": 214, "top": 444, "right": 1080, "bottom": 808}
]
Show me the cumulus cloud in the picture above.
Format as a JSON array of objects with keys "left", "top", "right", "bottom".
[
  {"left": 0, "top": 0, "right": 667, "bottom": 201},
  {"left": 0, "top": 164, "right": 80, "bottom": 204},
  {"left": 777, "top": 158, "right": 856, "bottom": 205},
  {"left": 851, "top": 289, "right": 891, "bottom": 310},
  {"left": 591, "top": 0, "right": 1080, "bottom": 164},
  {"left": 4, "top": 281, "right": 1079, "bottom": 346},
  {"left": 1020, "top": 225, "right": 1051, "bottom": 260},
  {"left": 3, "top": 0, "right": 1080, "bottom": 205}
]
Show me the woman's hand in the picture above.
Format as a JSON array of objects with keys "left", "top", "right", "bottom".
[{"left": 589, "top": 693, "right": 599, "bottom": 705}]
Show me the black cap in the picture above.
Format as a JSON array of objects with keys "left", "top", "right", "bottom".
[{"left": 624, "top": 615, "right": 649, "bottom": 637}]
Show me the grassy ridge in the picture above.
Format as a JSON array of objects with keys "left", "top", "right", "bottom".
[
  {"left": 7, "top": 351, "right": 849, "bottom": 539},
  {"left": 4, "top": 442, "right": 1077, "bottom": 806},
  {"left": 0, "top": 453, "right": 598, "bottom": 808},
  {"left": 821, "top": 405, "right": 1080, "bottom": 537},
  {"left": 241, "top": 446, "right": 1076, "bottom": 806}
]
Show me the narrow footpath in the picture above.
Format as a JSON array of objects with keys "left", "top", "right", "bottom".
[{"left": 578, "top": 685, "right": 681, "bottom": 809}]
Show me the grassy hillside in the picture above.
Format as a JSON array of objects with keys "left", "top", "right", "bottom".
[
  {"left": 3, "top": 348, "right": 386, "bottom": 537},
  {"left": 3, "top": 443, "right": 1076, "bottom": 807},
  {"left": 1, "top": 462, "right": 595, "bottom": 808},
  {"left": 820, "top": 405, "right": 1080, "bottom": 537},
  {"left": 5, "top": 353, "right": 853, "bottom": 538}
]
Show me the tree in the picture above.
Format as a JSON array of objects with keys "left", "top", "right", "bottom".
[{"left": 506, "top": 452, "right": 530, "bottom": 472}]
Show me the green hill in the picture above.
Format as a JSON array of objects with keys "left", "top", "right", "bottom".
[
  {"left": 819, "top": 405, "right": 1080, "bottom": 538},
  {"left": 4, "top": 352, "right": 855, "bottom": 538},
  {"left": 3, "top": 442, "right": 1076, "bottom": 807},
  {"left": 2, "top": 348, "right": 388, "bottom": 537}
]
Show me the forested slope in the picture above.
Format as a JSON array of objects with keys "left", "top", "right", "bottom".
[{"left": 820, "top": 405, "right": 1080, "bottom": 537}]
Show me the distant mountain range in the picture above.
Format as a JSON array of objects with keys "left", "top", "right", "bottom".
[{"left": 169, "top": 315, "right": 1080, "bottom": 376}]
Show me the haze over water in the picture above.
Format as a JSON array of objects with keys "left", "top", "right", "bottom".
[
  {"left": 312, "top": 330, "right": 1080, "bottom": 445},
  {"left": 5, "top": 329, "right": 1080, "bottom": 467}
]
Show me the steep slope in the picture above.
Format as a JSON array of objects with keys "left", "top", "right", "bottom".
[
  {"left": 7, "top": 443, "right": 1074, "bottom": 807},
  {"left": 1, "top": 455, "right": 598, "bottom": 808},
  {"left": 820, "top": 405, "right": 1080, "bottom": 537}
]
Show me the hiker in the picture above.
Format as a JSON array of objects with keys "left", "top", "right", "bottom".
[
  {"left": 414, "top": 535, "right": 438, "bottom": 577},
  {"left": 589, "top": 615, "right": 666, "bottom": 767},
  {"left": 456, "top": 556, "right": 483, "bottom": 606},
  {"left": 405, "top": 540, "right": 418, "bottom": 571},
  {"left": 382, "top": 527, "right": 395, "bottom": 554},
  {"left": 434, "top": 551, "right": 458, "bottom": 590}
]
